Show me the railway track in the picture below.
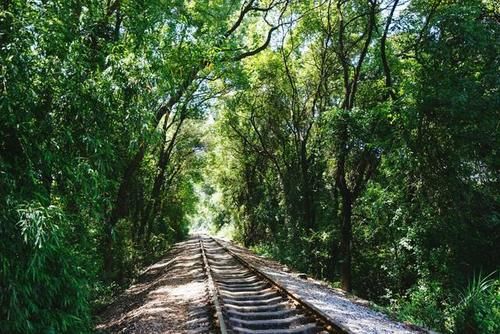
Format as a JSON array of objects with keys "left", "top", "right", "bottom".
[{"left": 199, "top": 236, "right": 344, "bottom": 334}]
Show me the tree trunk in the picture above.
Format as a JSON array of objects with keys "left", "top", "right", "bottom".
[
  {"left": 103, "top": 144, "right": 146, "bottom": 279},
  {"left": 301, "top": 141, "right": 315, "bottom": 230},
  {"left": 335, "top": 114, "right": 352, "bottom": 292},
  {"left": 140, "top": 166, "right": 166, "bottom": 243},
  {"left": 103, "top": 223, "right": 114, "bottom": 281},
  {"left": 138, "top": 117, "right": 185, "bottom": 243},
  {"left": 339, "top": 192, "right": 352, "bottom": 292}
]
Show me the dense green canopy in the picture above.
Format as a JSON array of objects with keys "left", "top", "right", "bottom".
[{"left": 1, "top": 0, "right": 498, "bottom": 333}]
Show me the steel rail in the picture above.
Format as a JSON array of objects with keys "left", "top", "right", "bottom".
[{"left": 200, "top": 238, "right": 228, "bottom": 334}]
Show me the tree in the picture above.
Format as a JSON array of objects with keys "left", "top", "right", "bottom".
[{"left": 103, "top": 0, "right": 291, "bottom": 278}]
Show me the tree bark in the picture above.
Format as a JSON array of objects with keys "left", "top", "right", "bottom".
[
  {"left": 339, "top": 192, "right": 352, "bottom": 292},
  {"left": 380, "top": 0, "right": 399, "bottom": 100},
  {"left": 103, "top": 144, "right": 146, "bottom": 279},
  {"left": 139, "top": 117, "right": 185, "bottom": 243},
  {"left": 300, "top": 141, "right": 315, "bottom": 230}
]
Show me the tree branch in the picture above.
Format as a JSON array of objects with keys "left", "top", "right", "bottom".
[{"left": 381, "top": 0, "right": 399, "bottom": 100}]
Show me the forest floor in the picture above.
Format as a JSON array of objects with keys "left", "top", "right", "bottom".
[{"left": 95, "top": 237, "right": 212, "bottom": 334}]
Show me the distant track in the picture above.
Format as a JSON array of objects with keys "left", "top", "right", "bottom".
[{"left": 199, "top": 236, "right": 346, "bottom": 334}]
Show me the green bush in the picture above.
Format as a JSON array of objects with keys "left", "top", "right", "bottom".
[
  {"left": 0, "top": 202, "right": 91, "bottom": 333},
  {"left": 452, "top": 272, "right": 499, "bottom": 334},
  {"left": 391, "top": 274, "right": 500, "bottom": 333},
  {"left": 393, "top": 280, "right": 449, "bottom": 331}
]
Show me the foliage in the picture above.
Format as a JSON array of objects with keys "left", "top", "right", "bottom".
[
  {"left": 1, "top": 0, "right": 287, "bottom": 332},
  {"left": 1, "top": 200, "right": 91, "bottom": 333},
  {"left": 453, "top": 272, "right": 500, "bottom": 334},
  {"left": 391, "top": 272, "right": 500, "bottom": 333},
  {"left": 1, "top": 0, "right": 498, "bottom": 332}
]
